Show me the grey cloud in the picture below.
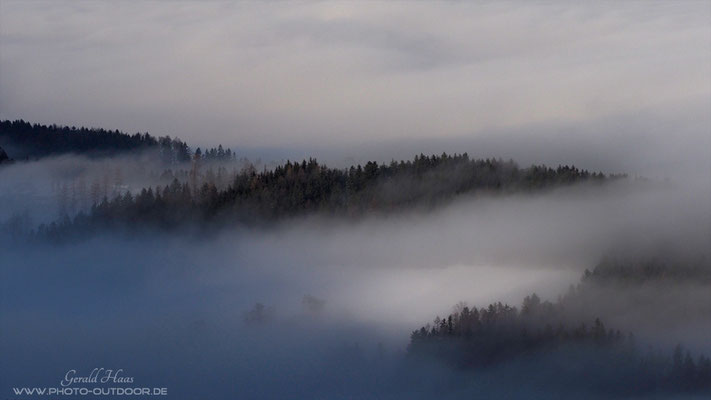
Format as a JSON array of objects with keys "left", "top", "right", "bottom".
[
  {"left": 2, "top": 2, "right": 710, "bottom": 398},
  {"left": 1, "top": 1, "right": 708, "bottom": 179}
]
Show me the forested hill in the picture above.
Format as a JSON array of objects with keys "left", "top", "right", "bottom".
[
  {"left": 32, "top": 154, "right": 622, "bottom": 239},
  {"left": 408, "top": 264, "right": 711, "bottom": 395},
  {"left": 0, "top": 119, "right": 627, "bottom": 238},
  {"left": 0, "top": 119, "right": 188, "bottom": 160}
]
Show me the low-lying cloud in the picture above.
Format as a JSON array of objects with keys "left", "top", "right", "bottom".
[
  {"left": 2, "top": 172, "right": 710, "bottom": 396},
  {"left": 1, "top": 1, "right": 709, "bottom": 179}
]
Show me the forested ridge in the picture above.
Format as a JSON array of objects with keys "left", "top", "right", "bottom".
[
  {"left": 408, "top": 261, "right": 711, "bottom": 395},
  {"left": 0, "top": 120, "right": 625, "bottom": 237},
  {"left": 32, "top": 154, "right": 619, "bottom": 238},
  {"left": 0, "top": 119, "right": 240, "bottom": 162},
  {"left": 0, "top": 119, "right": 161, "bottom": 159}
]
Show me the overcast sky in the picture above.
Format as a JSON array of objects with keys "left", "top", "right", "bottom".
[{"left": 1, "top": 1, "right": 709, "bottom": 175}]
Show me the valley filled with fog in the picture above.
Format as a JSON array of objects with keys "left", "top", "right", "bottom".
[
  {"left": 1, "top": 150, "right": 709, "bottom": 397},
  {"left": 2, "top": 1, "right": 710, "bottom": 398}
]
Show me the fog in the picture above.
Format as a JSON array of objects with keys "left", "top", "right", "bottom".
[
  {"left": 1, "top": 162, "right": 709, "bottom": 397},
  {"left": 2, "top": 1, "right": 710, "bottom": 397},
  {"left": 0, "top": 150, "right": 257, "bottom": 224},
  {"left": 2, "top": 1, "right": 709, "bottom": 179}
]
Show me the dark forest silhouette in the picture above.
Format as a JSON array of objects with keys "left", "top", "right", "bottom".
[
  {"left": 5, "top": 119, "right": 707, "bottom": 396},
  {"left": 31, "top": 153, "right": 618, "bottom": 239},
  {"left": 408, "top": 263, "right": 711, "bottom": 395},
  {"left": 1, "top": 121, "right": 622, "bottom": 237},
  {"left": 0, "top": 119, "right": 237, "bottom": 162}
]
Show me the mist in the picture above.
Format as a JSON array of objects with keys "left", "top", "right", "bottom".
[
  {"left": 2, "top": 1, "right": 709, "bottom": 180},
  {"left": 2, "top": 162, "right": 709, "bottom": 397},
  {"left": 1, "top": 1, "right": 710, "bottom": 397}
]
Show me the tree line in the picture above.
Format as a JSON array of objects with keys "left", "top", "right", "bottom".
[
  {"left": 408, "top": 293, "right": 711, "bottom": 395},
  {"left": 407, "top": 254, "right": 711, "bottom": 396},
  {"left": 0, "top": 119, "right": 236, "bottom": 162},
  {"left": 582, "top": 255, "right": 711, "bottom": 285},
  {"left": 0, "top": 119, "right": 164, "bottom": 159},
  {"left": 31, "top": 153, "right": 620, "bottom": 239}
]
